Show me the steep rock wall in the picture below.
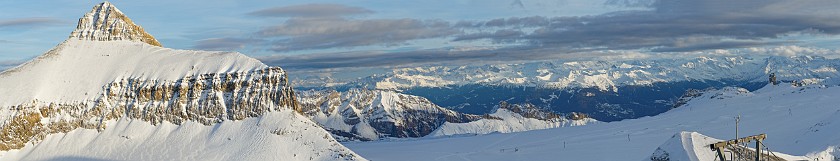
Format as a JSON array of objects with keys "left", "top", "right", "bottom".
[{"left": 0, "top": 67, "right": 299, "bottom": 150}]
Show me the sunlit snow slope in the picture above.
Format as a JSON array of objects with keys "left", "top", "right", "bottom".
[
  {"left": 0, "top": 112, "right": 359, "bottom": 161},
  {"left": 345, "top": 85, "right": 840, "bottom": 161}
]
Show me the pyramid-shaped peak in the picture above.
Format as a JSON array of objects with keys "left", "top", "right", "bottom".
[{"left": 69, "top": 1, "right": 162, "bottom": 47}]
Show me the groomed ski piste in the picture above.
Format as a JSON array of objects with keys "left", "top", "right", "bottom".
[{"left": 345, "top": 84, "right": 840, "bottom": 161}]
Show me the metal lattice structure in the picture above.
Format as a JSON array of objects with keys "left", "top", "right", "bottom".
[{"left": 709, "top": 134, "right": 785, "bottom": 161}]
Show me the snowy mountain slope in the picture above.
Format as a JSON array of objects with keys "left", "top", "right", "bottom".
[
  {"left": 297, "top": 89, "right": 485, "bottom": 141},
  {"left": 297, "top": 89, "right": 596, "bottom": 141},
  {"left": 295, "top": 55, "right": 840, "bottom": 122},
  {"left": 0, "top": 39, "right": 267, "bottom": 107},
  {"left": 343, "top": 84, "right": 840, "bottom": 161},
  {"left": 428, "top": 102, "right": 597, "bottom": 137},
  {"left": 0, "top": 111, "right": 361, "bottom": 161},
  {"left": 0, "top": 2, "right": 363, "bottom": 160}
]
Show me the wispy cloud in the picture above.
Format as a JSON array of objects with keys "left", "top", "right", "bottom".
[
  {"left": 0, "top": 17, "right": 62, "bottom": 28},
  {"left": 258, "top": 17, "right": 458, "bottom": 52},
  {"left": 246, "top": 4, "right": 460, "bottom": 52},
  {"left": 259, "top": 45, "right": 633, "bottom": 70},
  {"left": 457, "top": 0, "right": 840, "bottom": 52},
  {"left": 226, "top": 1, "right": 840, "bottom": 70},
  {"left": 192, "top": 38, "right": 264, "bottom": 51},
  {"left": 0, "top": 59, "right": 27, "bottom": 72},
  {"left": 248, "top": 4, "right": 373, "bottom": 18}
]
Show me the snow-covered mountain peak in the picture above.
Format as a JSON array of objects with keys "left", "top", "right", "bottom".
[{"left": 69, "top": 1, "right": 162, "bottom": 47}]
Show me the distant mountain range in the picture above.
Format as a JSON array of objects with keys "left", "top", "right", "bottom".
[{"left": 294, "top": 55, "right": 840, "bottom": 121}]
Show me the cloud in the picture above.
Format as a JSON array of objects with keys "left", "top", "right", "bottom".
[
  {"left": 245, "top": 0, "right": 840, "bottom": 70},
  {"left": 603, "top": 0, "right": 655, "bottom": 7},
  {"left": 457, "top": 0, "right": 840, "bottom": 52},
  {"left": 192, "top": 38, "right": 263, "bottom": 51},
  {"left": 0, "top": 17, "right": 62, "bottom": 28},
  {"left": 263, "top": 44, "right": 840, "bottom": 70},
  {"left": 258, "top": 17, "right": 458, "bottom": 52},
  {"left": 258, "top": 45, "right": 637, "bottom": 70},
  {"left": 247, "top": 4, "right": 460, "bottom": 52},
  {"left": 510, "top": 0, "right": 525, "bottom": 9},
  {"left": 0, "top": 59, "right": 27, "bottom": 72},
  {"left": 259, "top": 49, "right": 493, "bottom": 69},
  {"left": 651, "top": 40, "right": 795, "bottom": 52},
  {"left": 249, "top": 4, "right": 373, "bottom": 18}
]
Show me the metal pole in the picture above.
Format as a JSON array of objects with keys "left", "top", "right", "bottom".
[
  {"left": 716, "top": 147, "right": 726, "bottom": 161},
  {"left": 756, "top": 140, "right": 761, "bottom": 161},
  {"left": 735, "top": 115, "right": 740, "bottom": 142}
]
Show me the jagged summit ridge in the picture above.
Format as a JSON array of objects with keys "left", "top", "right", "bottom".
[{"left": 69, "top": 1, "right": 162, "bottom": 46}]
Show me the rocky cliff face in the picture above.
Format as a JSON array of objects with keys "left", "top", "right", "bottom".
[
  {"left": 69, "top": 1, "right": 161, "bottom": 46},
  {"left": 1, "top": 67, "right": 299, "bottom": 150},
  {"left": 497, "top": 101, "right": 592, "bottom": 121},
  {"left": 102, "top": 67, "right": 298, "bottom": 125}
]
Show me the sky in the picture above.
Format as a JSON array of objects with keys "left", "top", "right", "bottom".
[{"left": 2, "top": 0, "right": 840, "bottom": 71}]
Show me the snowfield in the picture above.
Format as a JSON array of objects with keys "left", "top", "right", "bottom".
[
  {"left": 345, "top": 85, "right": 840, "bottom": 161},
  {"left": 0, "top": 110, "right": 364, "bottom": 161},
  {"left": 0, "top": 39, "right": 267, "bottom": 107}
]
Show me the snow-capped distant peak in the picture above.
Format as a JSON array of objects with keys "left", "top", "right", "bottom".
[{"left": 69, "top": 1, "right": 162, "bottom": 47}]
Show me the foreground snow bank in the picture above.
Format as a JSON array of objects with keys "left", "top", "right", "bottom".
[{"left": 0, "top": 111, "right": 365, "bottom": 161}]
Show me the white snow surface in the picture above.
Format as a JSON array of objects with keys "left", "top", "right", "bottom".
[
  {"left": 344, "top": 85, "right": 840, "bottom": 161},
  {"left": 0, "top": 110, "right": 365, "bottom": 161},
  {"left": 428, "top": 108, "right": 597, "bottom": 137},
  {"left": 0, "top": 39, "right": 266, "bottom": 106}
]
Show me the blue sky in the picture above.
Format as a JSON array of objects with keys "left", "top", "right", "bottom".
[{"left": 2, "top": 0, "right": 840, "bottom": 70}]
